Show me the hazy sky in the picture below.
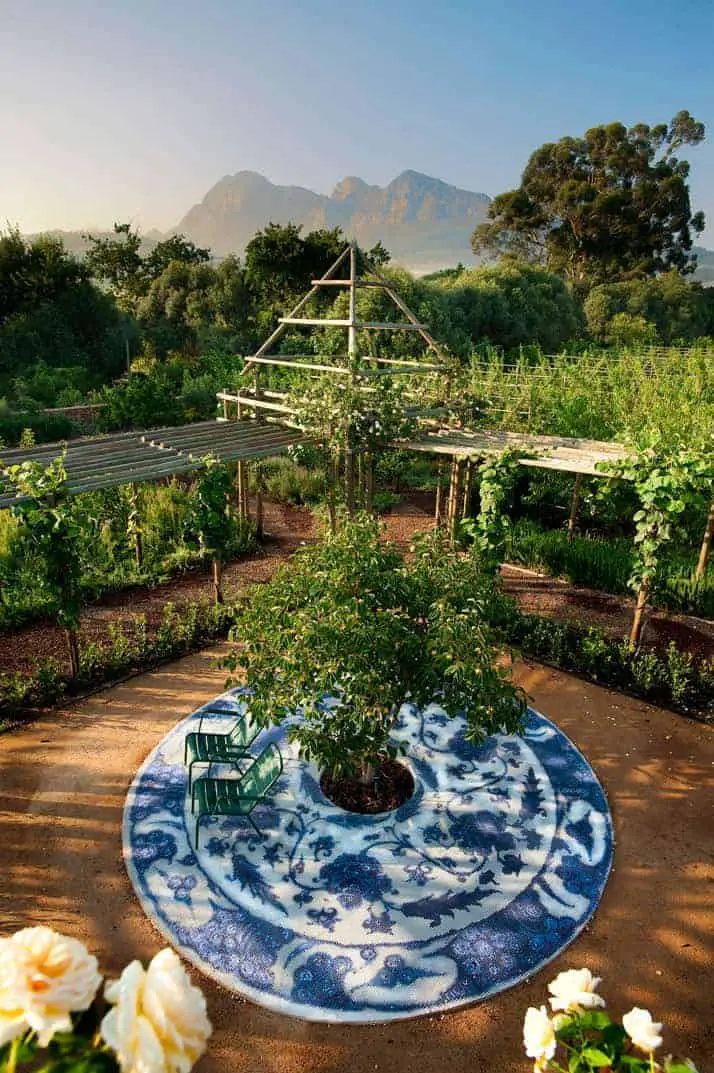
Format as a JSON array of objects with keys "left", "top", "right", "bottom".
[{"left": 2, "top": 0, "right": 713, "bottom": 241}]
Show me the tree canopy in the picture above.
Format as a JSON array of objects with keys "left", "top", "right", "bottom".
[{"left": 472, "top": 111, "right": 706, "bottom": 287}]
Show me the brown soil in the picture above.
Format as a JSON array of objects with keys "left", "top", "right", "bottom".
[
  {"left": 1, "top": 650, "right": 712, "bottom": 1071},
  {"left": 500, "top": 564, "right": 714, "bottom": 661},
  {"left": 320, "top": 760, "right": 415, "bottom": 814},
  {"left": 0, "top": 492, "right": 713, "bottom": 679}
]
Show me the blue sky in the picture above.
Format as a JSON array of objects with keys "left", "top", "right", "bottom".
[{"left": 2, "top": 0, "right": 713, "bottom": 242}]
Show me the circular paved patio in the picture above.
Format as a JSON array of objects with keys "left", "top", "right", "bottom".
[
  {"left": 1, "top": 647, "right": 712, "bottom": 1068},
  {"left": 123, "top": 692, "right": 612, "bottom": 1022}
]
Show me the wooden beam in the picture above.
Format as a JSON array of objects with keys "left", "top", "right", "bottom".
[
  {"left": 243, "top": 244, "right": 350, "bottom": 371},
  {"left": 246, "top": 356, "right": 350, "bottom": 374},
  {"left": 360, "top": 251, "right": 451, "bottom": 362},
  {"left": 280, "top": 317, "right": 352, "bottom": 327},
  {"left": 310, "top": 278, "right": 388, "bottom": 287}
]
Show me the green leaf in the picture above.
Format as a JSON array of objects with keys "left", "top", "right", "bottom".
[{"left": 581, "top": 1047, "right": 613, "bottom": 1066}]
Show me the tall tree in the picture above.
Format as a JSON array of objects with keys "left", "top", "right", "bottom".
[
  {"left": 472, "top": 111, "right": 705, "bottom": 287},
  {"left": 144, "top": 234, "right": 211, "bottom": 280}
]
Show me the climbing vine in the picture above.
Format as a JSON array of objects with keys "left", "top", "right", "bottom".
[
  {"left": 3, "top": 455, "right": 85, "bottom": 675},
  {"left": 191, "top": 457, "right": 236, "bottom": 603},
  {"left": 599, "top": 436, "right": 714, "bottom": 642},
  {"left": 463, "top": 449, "right": 523, "bottom": 571}
]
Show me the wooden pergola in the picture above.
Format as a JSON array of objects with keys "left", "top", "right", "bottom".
[
  {"left": 217, "top": 240, "right": 451, "bottom": 513},
  {"left": 0, "top": 420, "right": 304, "bottom": 524}
]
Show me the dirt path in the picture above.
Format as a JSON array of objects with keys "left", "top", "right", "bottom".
[{"left": 1, "top": 651, "right": 712, "bottom": 1071}]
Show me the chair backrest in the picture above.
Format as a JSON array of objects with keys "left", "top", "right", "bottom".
[
  {"left": 228, "top": 712, "right": 256, "bottom": 749},
  {"left": 240, "top": 743, "right": 282, "bottom": 799}
]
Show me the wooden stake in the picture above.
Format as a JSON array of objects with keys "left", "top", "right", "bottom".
[
  {"left": 66, "top": 628, "right": 80, "bottom": 678},
  {"left": 629, "top": 578, "right": 651, "bottom": 647},
  {"left": 345, "top": 242, "right": 358, "bottom": 517},
  {"left": 129, "top": 483, "right": 143, "bottom": 568},
  {"left": 696, "top": 500, "right": 714, "bottom": 579},
  {"left": 435, "top": 461, "right": 445, "bottom": 526},
  {"left": 212, "top": 559, "right": 224, "bottom": 605},
  {"left": 327, "top": 454, "right": 339, "bottom": 534},
  {"left": 567, "top": 474, "right": 585, "bottom": 542},
  {"left": 366, "top": 448, "right": 374, "bottom": 515},
  {"left": 461, "top": 459, "right": 473, "bottom": 518},
  {"left": 448, "top": 458, "right": 462, "bottom": 543},
  {"left": 236, "top": 461, "right": 246, "bottom": 519}
]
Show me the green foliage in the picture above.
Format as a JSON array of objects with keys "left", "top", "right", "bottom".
[
  {"left": 432, "top": 262, "right": 585, "bottom": 353},
  {"left": 462, "top": 345, "right": 714, "bottom": 445},
  {"left": 462, "top": 450, "right": 522, "bottom": 569},
  {"left": 493, "top": 589, "right": 714, "bottom": 717},
  {"left": 472, "top": 110, "right": 706, "bottom": 287},
  {"left": 585, "top": 272, "right": 714, "bottom": 344},
  {"left": 505, "top": 518, "right": 714, "bottom": 618},
  {"left": 221, "top": 517, "right": 527, "bottom": 780},
  {"left": 252, "top": 456, "right": 326, "bottom": 506},
  {"left": 4, "top": 457, "right": 83, "bottom": 631},
  {"left": 598, "top": 438, "right": 714, "bottom": 596},
  {"left": 191, "top": 459, "right": 235, "bottom": 560},
  {"left": 0, "top": 229, "right": 126, "bottom": 394},
  {"left": 290, "top": 376, "right": 415, "bottom": 457}
]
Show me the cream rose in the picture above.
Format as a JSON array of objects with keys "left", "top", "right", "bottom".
[
  {"left": 101, "top": 949, "right": 211, "bottom": 1073},
  {"left": 0, "top": 926, "right": 101, "bottom": 1047},
  {"left": 623, "top": 1007, "right": 663, "bottom": 1052},
  {"left": 548, "top": 967, "right": 605, "bottom": 1013},
  {"left": 523, "top": 1005, "right": 557, "bottom": 1065}
]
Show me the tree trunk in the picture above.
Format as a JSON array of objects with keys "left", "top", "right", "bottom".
[
  {"left": 567, "top": 475, "right": 585, "bottom": 542},
  {"left": 358, "top": 761, "right": 376, "bottom": 787},
  {"left": 629, "top": 578, "right": 651, "bottom": 648},
  {"left": 212, "top": 558, "right": 224, "bottom": 605},
  {"left": 66, "top": 628, "right": 80, "bottom": 678}
]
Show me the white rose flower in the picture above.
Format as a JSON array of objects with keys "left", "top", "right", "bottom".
[
  {"left": 623, "top": 1007, "right": 663, "bottom": 1052},
  {"left": 101, "top": 949, "right": 211, "bottom": 1073},
  {"left": 0, "top": 926, "right": 101, "bottom": 1047},
  {"left": 523, "top": 1005, "right": 557, "bottom": 1064},
  {"left": 548, "top": 967, "right": 606, "bottom": 1013}
]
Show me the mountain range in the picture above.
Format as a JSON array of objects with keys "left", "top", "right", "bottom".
[
  {"left": 25, "top": 169, "right": 714, "bottom": 280},
  {"left": 176, "top": 169, "right": 490, "bottom": 272}
]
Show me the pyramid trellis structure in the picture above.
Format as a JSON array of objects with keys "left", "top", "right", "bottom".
[{"left": 217, "top": 240, "right": 451, "bottom": 423}]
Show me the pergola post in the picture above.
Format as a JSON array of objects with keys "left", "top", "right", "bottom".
[
  {"left": 365, "top": 448, "right": 374, "bottom": 516},
  {"left": 255, "top": 463, "right": 264, "bottom": 540},
  {"left": 696, "top": 500, "right": 714, "bottom": 580},
  {"left": 567, "top": 474, "right": 585, "bottom": 542},
  {"left": 345, "top": 242, "right": 358, "bottom": 517},
  {"left": 448, "top": 457, "right": 462, "bottom": 543}
]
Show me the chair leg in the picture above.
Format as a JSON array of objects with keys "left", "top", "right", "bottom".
[
  {"left": 195, "top": 812, "right": 203, "bottom": 850},
  {"left": 247, "top": 812, "right": 262, "bottom": 836}
]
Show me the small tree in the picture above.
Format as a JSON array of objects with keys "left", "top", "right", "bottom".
[
  {"left": 4, "top": 456, "right": 84, "bottom": 675},
  {"left": 221, "top": 516, "right": 526, "bottom": 784},
  {"left": 191, "top": 458, "right": 236, "bottom": 603},
  {"left": 599, "top": 436, "right": 714, "bottom": 645}
]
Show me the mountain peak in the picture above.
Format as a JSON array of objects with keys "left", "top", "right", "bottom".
[{"left": 175, "top": 170, "right": 492, "bottom": 273}]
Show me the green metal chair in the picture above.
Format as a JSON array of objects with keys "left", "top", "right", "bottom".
[
  {"left": 183, "top": 707, "right": 260, "bottom": 791},
  {"left": 191, "top": 742, "right": 284, "bottom": 848}
]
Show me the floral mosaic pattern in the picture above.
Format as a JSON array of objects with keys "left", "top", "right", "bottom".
[{"left": 123, "top": 694, "right": 612, "bottom": 1023}]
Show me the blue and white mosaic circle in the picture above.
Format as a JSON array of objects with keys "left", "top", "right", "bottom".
[{"left": 123, "top": 693, "right": 613, "bottom": 1023}]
